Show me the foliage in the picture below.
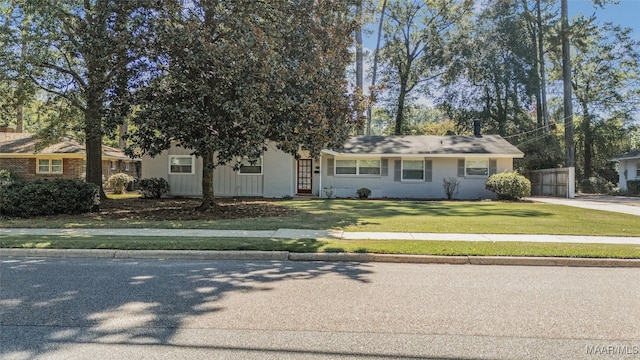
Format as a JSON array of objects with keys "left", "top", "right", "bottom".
[
  {"left": 440, "top": 0, "right": 539, "bottom": 137},
  {"left": 356, "top": 187, "right": 372, "bottom": 199},
  {"left": 379, "top": 0, "right": 473, "bottom": 135},
  {"left": 4, "top": 0, "right": 152, "bottom": 196},
  {"left": 485, "top": 172, "right": 531, "bottom": 200},
  {"left": 627, "top": 180, "right": 640, "bottom": 195},
  {"left": 549, "top": 19, "right": 640, "bottom": 180},
  {"left": 108, "top": 173, "right": 133, "bottom": 194},
  {"left": 0, "top": 178, "right": 99, "bottom": 217},
  {"left": 0, "top": 169, "right": 19, "bottom": 186},
  {"left": 515, "top": 132, "right": 564, "bottom": 172},
  {"left": 578, "top": 176, "right": 614, "bottom": 194},
  {"left": 138, "top": 178, "right": 170, "bottom": 199},
  {"left": 442, "top": 177, "right": 460, "bottom": 200},
  {"left": 127, "top": 0, "right": 363, "bottom": 209}
]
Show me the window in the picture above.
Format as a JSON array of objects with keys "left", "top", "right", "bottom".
[
  {"left": 402, "top": 160, "right": 424, "bottom": 180},
  {"left": 37, "top": 159, "right": 63, "bottom": 174},
  {"left": 239, "top": 157, "right": 263, "bottom": 174},
  {"left": 335, "top": 159, "right": 357, "bottom": 174},
  {"left": 466, "top": 159, "right": 489, "bottom": 176},
  {"left": 335, "top": 159, "right": 381, "bottom": 176},
  {"left": 110, "top": 161, "right": 116, "bottom": 170},
  {"left": 358, "top": 160, "right": 381, "bottom": 175},
  {"left": 125, "top": 162, "right": 130, "bottom": 171},
  {"left": 169, "top": 156, "right": 194, "bottom": 174}
]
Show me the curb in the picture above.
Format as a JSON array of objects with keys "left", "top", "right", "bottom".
[{"left": 2, "top": 248, "right": 640, "bottom": 267}]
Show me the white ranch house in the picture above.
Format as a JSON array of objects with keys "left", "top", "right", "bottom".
[
  {"left": 612, "top": 150, "right": 640, "bottom": 192},
  {"left": 141, "top": 134, "right": 523, "bottom": 200}
]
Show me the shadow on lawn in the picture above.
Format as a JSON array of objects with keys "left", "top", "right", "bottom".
[
  {"left": 2, "top": 257, "right": 428, "bottom": 359},
  {"left": 290, "top": 199, "right": 554, "bottom": 229}
]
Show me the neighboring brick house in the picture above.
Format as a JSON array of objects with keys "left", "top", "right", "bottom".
[{"left": 0, "top": 129, "right": 140, "bottom": 185}]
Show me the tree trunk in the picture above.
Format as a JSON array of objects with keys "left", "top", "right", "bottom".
[
  {"left": 355, "top": 1, "right": 364, "bottom": 135},
  {"left": 198, "top": 152, "right": 216, "bottom": 211},
  {"left": 85, "top": 93, "right": 105, "bottom": 200},
  {"left": 394, "top": 83, "right": 407, "bottom": 135},
  {"left": 561, "top": 0, "right": 575, "bottom": 167},
  {"left": 537, "top": 0, "right": 549, "bottom": 132},
  {"left": 367, "top": 0, "right": 387, "bottom": 135},
  {"left": 582, "top": 109, "right": 593, "bottom": 179}
]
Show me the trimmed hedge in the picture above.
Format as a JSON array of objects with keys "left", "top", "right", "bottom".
[
  {"left": 485, "top": 172, "right": 531, "bottom": 200},
  {"left": 138, "top": 178, "right": 170, "bottom": 199},
  {"left": 627, "top": 180, "right": 640, "bottom": 195},
  {"left": 0, "top": 178, "right": 100, "bottom": 217}
]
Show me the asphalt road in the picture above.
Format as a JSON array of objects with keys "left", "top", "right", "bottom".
[{"left": 1, "top": 258, "right": 639, "bottom": 360}]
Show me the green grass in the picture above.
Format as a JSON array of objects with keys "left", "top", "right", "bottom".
[
  {"left": 2, "top": 199, "right": 639, "bottom": 237},
  {"left": 2, "top": 235, "right": 640, "bottom": 258}
]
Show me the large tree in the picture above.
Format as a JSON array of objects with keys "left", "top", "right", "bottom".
[
  {"left": 378, "top": 0, "right": 472, "bottom": 135},
  {"left": 127, "top": 0, "right": 363, "bottom": 209},
  {"left": 7, "top": 0, "right": 148, "bottom": 196},
  {"left": 566, "top": 21, "right": 640, "bottom": 180},
  {"left": 440, "top": 0, "right": 538, "bottom": 137}
]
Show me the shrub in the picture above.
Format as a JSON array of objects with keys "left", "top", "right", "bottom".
[
  {"left": 108, "top": 173, "right": 134, "bottom": 194},
  {"left": 356, "top": 187, "right": 371, "bottom": 199},
  {"left": 0, "top": 178, "right": 99, "bottom": 217},
  {"left": 627, "top": 180, "right": 640, "bottom": 195},
  {"left": 0, "top": 169, "right": 20, "bottom": 186},
  {"left": 578, "top": 176, "right": 614, "bottom": 194},
  {"left": 138, "top": 177, "right": 170, "bottom": 199},
  {"left": 485, "top": 172, "right": 531, "bottom": 200},
  {"left": 443, "top": 177, "right": 460, "bottom": 200}
]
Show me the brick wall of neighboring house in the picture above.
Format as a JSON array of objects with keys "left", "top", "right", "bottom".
[
  {"left": 0, "top": 158, "right": 31, "bottom": 178},
  {"left": 0, "top": 157, "right": 84, "bottom": 180},
  {"left": 2, "top": 157, "right": 139, "bottom": 184}
]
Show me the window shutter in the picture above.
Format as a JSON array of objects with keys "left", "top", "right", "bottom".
[
  {"left": 381, "top": 158, "right": 388, "bottom": 176},
  {"left": 327, "top": 158, "right": 334, "bottom": 176},
  {"left": 489, "top": 159, "right": 497, "bottom": 175},
  {"left": 457, "top": 159, "right": 465, "bottom": 177},
  {"left": 394, "top": 160, "right": 401, "bottom": 182},
  {"left": 425, "top": 159, "right": 432, "bottom": 182}
]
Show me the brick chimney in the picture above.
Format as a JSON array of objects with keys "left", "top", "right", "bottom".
[{"left": 473, "top": 120, "right": 482, "bottom": 137}]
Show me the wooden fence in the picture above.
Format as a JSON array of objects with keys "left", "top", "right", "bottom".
[{"left": 526, "top": 167, "right": 575, "bottom": 198}]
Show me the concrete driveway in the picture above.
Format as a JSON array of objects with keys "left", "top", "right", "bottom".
[{"left": 530, "top": 195, "right": 640, "bottom": 216}]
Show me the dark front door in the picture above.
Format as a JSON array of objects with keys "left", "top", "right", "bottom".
[{"left": 297, "top": 159, "right": 312, "bottom": 194}]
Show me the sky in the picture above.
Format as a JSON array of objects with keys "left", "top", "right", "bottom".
[{"left": 569, "top": 0, "right": 640, "bottom": 39}]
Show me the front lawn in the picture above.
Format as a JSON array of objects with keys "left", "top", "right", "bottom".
[
  {"left": 1, "top": 198, "right": 639, "bottom": 237},
  {"left": 2, "top": 235, "right": 640, "bottom": 259}
]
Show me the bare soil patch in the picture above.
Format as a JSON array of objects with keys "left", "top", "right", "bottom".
[{"left": 87, "top": 197, "right": 299, "bottom": 221}]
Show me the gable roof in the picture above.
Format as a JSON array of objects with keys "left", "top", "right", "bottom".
[
  {"left": 611, "top": 150, "right": 640, "bottom": 162},
  {"left": 323, "top": 135, "right": 524, "bottom": 158},
  {"left": 0, "top": 132, "right": 138, "bottom": 161}
]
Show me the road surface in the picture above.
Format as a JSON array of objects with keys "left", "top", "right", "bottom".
[{"left": 1, "top": 257, "right": 639, "bottom": 359}]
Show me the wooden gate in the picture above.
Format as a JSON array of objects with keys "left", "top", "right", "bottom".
[{"left": 526, "top": 167, "right": 575, "bottom": 198}]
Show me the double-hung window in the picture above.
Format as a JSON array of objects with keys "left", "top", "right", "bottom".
[
  {"left": 239, "top": 157, "right": 263, "bottom": 175},
  {"left": 335, "top": 159, "right": 380, "bottom": 176},
  {"left": 37, "top": 158, "right": 63, "bottom": 174},
  {"left": 169, "top": 155, "right": 194, "bottom": 174},
  {"left": 466, "top": 159, "right": 489, "bottom": 176},
  {"left": 402, "top": 160, "right": 424, "bottom": 180}
]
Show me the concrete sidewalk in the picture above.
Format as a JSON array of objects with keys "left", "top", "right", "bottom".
[
  {"left": 3, "top": 227, "right": 640, "bottom": 267},
  {"left": 2, "top": 227, "right": 640, "bottom": 245}
]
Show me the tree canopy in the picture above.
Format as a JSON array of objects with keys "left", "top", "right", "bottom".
[{"left": 126, "top": 0, "right": 364, "bottom": 208}]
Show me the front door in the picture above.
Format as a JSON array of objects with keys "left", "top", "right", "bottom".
[{"left": 297, "top": 159, "right": 312, "bottom": 194}]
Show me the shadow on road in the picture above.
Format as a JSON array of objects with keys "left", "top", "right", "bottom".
[{"left": 0, "top": 257, "right": 374, "bottom": 358}]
